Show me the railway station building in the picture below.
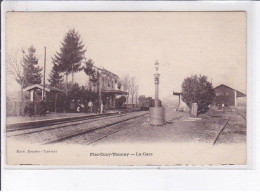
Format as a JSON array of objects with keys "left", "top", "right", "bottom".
[{"left": 88, "top": 68, "right": 128, "bottom": 109}]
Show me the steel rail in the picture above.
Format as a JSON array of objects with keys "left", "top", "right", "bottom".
[
  {"left": 6, "top": 111, "right": 124, "bottom": 132},
  {"left": 86, "top": 128, "right": 123, "bottom": 145},
  {"left": 213, "top": 116, "right": 230, "bottom": 145},
  {"left": 7, "top": 111, "right": 134, "bottom": 137},
  {"left": 227, "top": 110, "right": 246, "bottom": 120},
  {"left": 44, "top": 112, "right": 148, "bottom": 144}
]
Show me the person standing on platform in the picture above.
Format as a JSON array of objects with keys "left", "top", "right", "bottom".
[
  {"left": 70, "top": 99, "right": 75, "bottom": 113},
  {"left": 40, "top": 98, "right": 46, "bottom": 116},
  {"left": 222, "top": 103, "right": 225, "bottom": 111},
  {"left": 93, "top": 100, "right": 97, "bottom": 113},
  {"left": 88, "top": 100, "right": 93, "bottom": 113},
  {"left": 27, "top": 101, "right": 34, "bottom": 117},
  {"left": 100, "top": 102, "right": 104, "bottom": 114}
]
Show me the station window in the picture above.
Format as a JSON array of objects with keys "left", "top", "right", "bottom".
[{"left": 108, "top": 79, "right": 110, "bottom": 87}]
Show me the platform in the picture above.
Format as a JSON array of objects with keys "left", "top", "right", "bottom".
[{"left": 6, "top": 111, "right": 119, "bottom": 131}]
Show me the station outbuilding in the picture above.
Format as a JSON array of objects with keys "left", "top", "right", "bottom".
[
  {"left": 213, "top": 84, "right": 246, "bottom": 107},
  {"left": 24, "top": 84, "right": 64, "bottom": 113}
]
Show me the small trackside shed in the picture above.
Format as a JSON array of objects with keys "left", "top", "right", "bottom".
[
  {"left": 24, "top": 84, "right": 64, "bottom": 113},
  {"left": 213, "top": 84, "right": 246, "bottom": 106}
]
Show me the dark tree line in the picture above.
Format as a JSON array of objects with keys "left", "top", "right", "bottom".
[
  {"left": 7, "top": 29, "right": 110, "bottom": 113},
  {"left": 47, "top": 29, "right": 107, "bottom": 112}
]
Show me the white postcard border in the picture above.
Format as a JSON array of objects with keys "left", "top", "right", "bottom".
[{"left": 1, "top": 0, "right": 259, "bottom": 190}]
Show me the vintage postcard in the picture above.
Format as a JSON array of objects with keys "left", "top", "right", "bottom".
[{"left": 4, "top": 11, "right": 247, "bottom": 166}]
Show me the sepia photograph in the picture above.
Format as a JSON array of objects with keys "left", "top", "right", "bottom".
[{"left": 4, "top": 11, "right": 247, "bottom": 166}]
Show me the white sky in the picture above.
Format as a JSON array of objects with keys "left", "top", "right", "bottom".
[{"left": 6, "top": 12, "right": 247, "bottom": 99}]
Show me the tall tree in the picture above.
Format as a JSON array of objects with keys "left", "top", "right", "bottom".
[
  {"left": 83, "top": 59, "right": 99, "bottom": 82},
  {"left": 181, "top": 74, "right": 215, "bottom": 113},
  {"left": 121, "top": 74, "right": 139, "bottom": 104},
  {"left": 52, "top": 29, "right": 86, "bottom": 95},
  {"left": 7, "top": 47, "right": 41, "bottom": 115},
  {"left": 83, "top": 59, "right": 102, "bottom": 104},
  {"left": 135, "top": 85, "right": 139, "bottom": 104},
  {"left": 129, "top": 76, "right": 138, "bottom": 104},
  {"left": 121, "top": 74, "right": 130, "bottom": 103},
  {"left": 48, "top": 62, "right": 64, "bottom": 89},
  {"left": 122, "top": 74, "right": 130, "bottom": 92},
  {"left": 22, "top": 45, "right": 42, "bottom": 88},
  {"left": 7, "top": 50, "right": 26, "bottom": 107}
]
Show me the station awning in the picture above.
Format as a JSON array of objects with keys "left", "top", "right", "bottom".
[
  {"left": 101, "top": 89, "right": 128, "bottom": 95},
  {"left": 173, "top": 92, "right": 182, "bottom": 96}
]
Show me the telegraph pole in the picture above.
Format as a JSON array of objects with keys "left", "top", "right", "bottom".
[{"left": 42, "top": 46, "right": 46, "bottom": 100}]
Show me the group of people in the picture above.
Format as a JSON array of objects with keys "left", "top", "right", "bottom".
[
  {"left": 24, "top": 98, "right": 105, "bottom": 117},
  {"left": 69, "top": 99, "right": 104, "bottom": 114}
]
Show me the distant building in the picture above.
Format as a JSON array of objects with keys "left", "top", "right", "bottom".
[
  {"left": 138, "top": 95, "right": 152, "bottom": 110},
  {"left": 213, "top": 84, "right": 246, "bottom": 106},
  {"left": 138, "top": 95, "right": 163, "bottom": 110},
  {"left": 173, "top": 91, "right": 182, "bottom": 108},
  {"left": 88, "top": 68, "right": 128, "bottom": 109}
]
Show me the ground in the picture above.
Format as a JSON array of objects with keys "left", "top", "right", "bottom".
[
  {"left": 8, "top": 107, "right": 247, "bottom": 145},
  {"left": 64, "top": 108, "right": 246, "bottom": 145},
  {"left": 6, "top": 107, "right": 247, "bottom": 165}
]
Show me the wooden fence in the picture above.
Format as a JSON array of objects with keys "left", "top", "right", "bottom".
[
  {"left": 237, "top": 96, "right": 246, "bottom": 106},
  {"left": 6, "top": 101, "right": 27, "bottom": 116},
  {"left": 7, "top": 100, "right": 65, "bottom": 117}
]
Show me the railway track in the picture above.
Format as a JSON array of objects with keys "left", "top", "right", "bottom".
[
  {"left": 213, "top": 116, "right": 230, "bottom": 145},
  {"left": 46, "top": 112, "right": 148, "bottom": 144},
  {"left": 6, "top": 111, "right": 124, "bottom": 132},
  {"left": 85, "top": 128, "right": 123, "bottom": 145},
  {"left": 228, "top": 110, "right": 246, "bottom": 120},
  {"left": 206, "top": 108, "right": 246, "bottom": 145},
  {"left": 212, "top": 110, "right": 246, "bottom": 145},
  {"left": 48, "top": 113, "right": 186, "bottom": 145},
  {"left": 7, "top": 111, "right": 148, "bottom": 145},
  {"left": 7, "top": 111, "right": 130, "bottom": 136}
]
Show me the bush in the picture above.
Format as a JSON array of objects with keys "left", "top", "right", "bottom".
[
  {"left": 181, "top": 75, "right": 215, "bottom": 113},
  {"left": 115, "top": 96, "right": 126, "bottom": 108},
  {"left": 66, "top": 83, "right": 98, "bottom": 111}
]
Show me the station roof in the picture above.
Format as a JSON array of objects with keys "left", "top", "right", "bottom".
[
  {"left": 24, "top": 84, "right": 64, "bottom": 93},
  {"left": 96, "top": 67, "right": 119, "bottom": 79},
  {"left": 214, "top": 84, "right": 246, "bottom": 96},
  {"left": 173, "top": 91, "right": 182, "bottom": 96}
]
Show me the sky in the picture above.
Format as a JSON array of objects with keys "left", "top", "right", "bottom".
[{"left": 6, "top": 12, "right": 247, "bottom": 99}]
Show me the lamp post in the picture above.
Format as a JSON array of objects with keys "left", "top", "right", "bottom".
[
  {"left": 154, "top": 60, "right": 160, "bottom": 107},
  {"left": 149, "top": 60, "right": 165, "bottom": 126}
]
